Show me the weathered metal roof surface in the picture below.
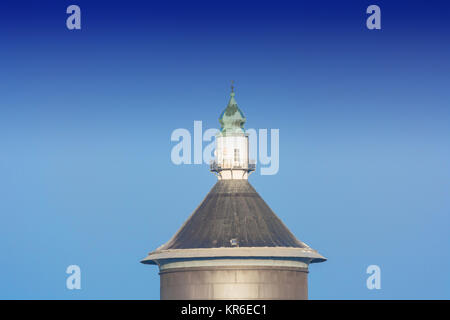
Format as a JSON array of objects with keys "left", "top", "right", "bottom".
[{"left": 157, "top": 180, "right": 309, "bottom": 250}]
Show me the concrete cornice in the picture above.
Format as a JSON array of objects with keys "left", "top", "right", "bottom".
[{"left": 141, "top": 247, "right": 327, "bottom": 265}]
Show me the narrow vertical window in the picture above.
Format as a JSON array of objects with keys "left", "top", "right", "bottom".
[{"left": 234, "top": 149, "right": 240, "bottom": 162}]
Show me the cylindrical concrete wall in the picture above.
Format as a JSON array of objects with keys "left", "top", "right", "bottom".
[{"left": 160, "top": 266, "right": 308, "bottom": 300}]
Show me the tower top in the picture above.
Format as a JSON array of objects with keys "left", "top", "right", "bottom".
[
  {"left": 211, "top": 85, "right": 254, "bottom": 179},
  {"left": 218, "top": 83, "right": 246, "bottom": 134}
]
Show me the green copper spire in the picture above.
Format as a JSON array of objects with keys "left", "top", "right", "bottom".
[{"left": 218, "top": 82, "right": 246, "bottom": 134}]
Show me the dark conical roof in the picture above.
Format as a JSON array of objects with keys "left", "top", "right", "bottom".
[{"left": 158, "top": 180, "right": 309, "bottom": 250}]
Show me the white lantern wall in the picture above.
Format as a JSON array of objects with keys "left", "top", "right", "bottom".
[{"left": 214, "top": 133, "right": 250, "bottom": 180}]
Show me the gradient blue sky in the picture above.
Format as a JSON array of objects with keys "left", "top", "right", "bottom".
[{"left": 0, "top": 0, "right": 449, "bottom": 299}]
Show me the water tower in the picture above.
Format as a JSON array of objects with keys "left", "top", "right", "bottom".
[{"left": 141, "top": 86, "right": 326, "bottom": 299}]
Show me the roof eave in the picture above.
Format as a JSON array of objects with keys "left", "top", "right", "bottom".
[{"left": 140, "top": 247, "right": 327, "bottom": 265}]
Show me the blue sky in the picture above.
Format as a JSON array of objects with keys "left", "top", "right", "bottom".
[{"left": 0, "top": 0, "right": 449, "bottom": 299}]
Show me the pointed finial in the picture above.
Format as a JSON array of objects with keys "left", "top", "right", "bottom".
[{"left": 231, "top": 80, "right": 235, "bottom": 93}]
